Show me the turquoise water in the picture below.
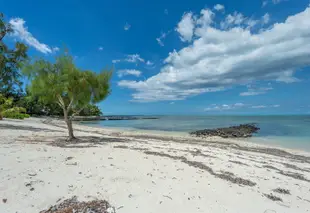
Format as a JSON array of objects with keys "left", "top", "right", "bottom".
[{"left": 82, "top": 115, "right": 310, "bottom": 150}]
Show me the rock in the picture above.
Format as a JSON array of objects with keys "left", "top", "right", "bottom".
[
  {"left": 2, "top": 198, "right": 7, "bottom": 203},
  {"left": 190, "top": 124, "right": 260, "bottom": 138}
]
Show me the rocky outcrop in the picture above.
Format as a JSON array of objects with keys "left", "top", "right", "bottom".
[{"left": 190, "top": 124, "right": 260, "bottom": 138}]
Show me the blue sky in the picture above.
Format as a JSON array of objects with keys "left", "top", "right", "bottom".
[{"left": 2, "top": 0, "right": 310, "bottom": 115}]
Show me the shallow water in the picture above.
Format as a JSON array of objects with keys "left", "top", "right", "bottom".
[{"left": 81, "top": 115, "right": 310, "bottom": 151}]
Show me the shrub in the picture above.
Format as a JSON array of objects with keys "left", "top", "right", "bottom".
[{"left": 2, "top": 107, "right": 30, "bottom": 119}]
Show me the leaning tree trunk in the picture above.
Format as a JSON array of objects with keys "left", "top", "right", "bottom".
[{"left": 63, "top": 109, "right": 75, "bottom": 140}]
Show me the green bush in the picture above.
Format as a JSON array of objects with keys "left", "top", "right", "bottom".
[{"left": 2, "top": 107, "right": 30, "bottom": 119}]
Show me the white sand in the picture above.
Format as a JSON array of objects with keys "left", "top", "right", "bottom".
[{"left": 1, "top": 118, "right": 310, "bottom": 213}]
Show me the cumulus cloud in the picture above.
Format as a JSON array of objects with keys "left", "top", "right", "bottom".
[
  {"left": 176, "top": 12, "right": 195, "bottom": 42},
  {"left": 124, "top": 23, "right": 131, "bottom": 31},
  {"left": 119, "top": 6, "right": 310, "bottom": 102},
  {"left": 117, "top": 69, "right": 142, "bottom": 78},
  {"left": 9, "top": 18, "right": 58, "bottom": 54},
  {"left": 214, "top": 4, "right": 225, "bottom": 11},
  {"left": 240, "top": 86, "right": 273, "bottom": 96}
]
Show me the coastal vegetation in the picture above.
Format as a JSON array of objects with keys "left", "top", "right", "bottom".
[
  {"left": 23, "top": 54, "right": 112, "bottom": 140},
  {"left": 0, "top": 12, "right": 112, "bottom": 140}
]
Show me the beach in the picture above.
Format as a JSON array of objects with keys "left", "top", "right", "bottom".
[{"left": 1, "top": 118, "right": 310, "bottom": 213}]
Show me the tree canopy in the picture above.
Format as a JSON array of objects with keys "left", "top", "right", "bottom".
[
  {"left": 24, "top": 54, "right": 112, "bottom": 139},
  {"left": 0, "top": 13, "right": 28, "bottom": 97}
]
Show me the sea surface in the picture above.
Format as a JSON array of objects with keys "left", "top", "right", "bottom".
[{"left": 81, "top": 115, "right": 310, "bottom": 151}]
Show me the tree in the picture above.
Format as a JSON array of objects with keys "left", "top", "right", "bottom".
[
  {"left": 0, "top": 13, "right": 28, "bottom": 97},
  {"left": 0, "top": 93, "right": 29, "bottom": 120},
  {"left": 24, "top": 54, "right": 112, "bottom": 140}
]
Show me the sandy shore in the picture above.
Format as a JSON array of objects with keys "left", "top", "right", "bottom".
[{"left": 1, "top": 118, "right": 310, "bottom": 213}]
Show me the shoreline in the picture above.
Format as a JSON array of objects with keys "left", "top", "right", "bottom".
[
  {"left": 1, "top": 117, "right": 310, "bottom": 213},
  {"left": 78, "top": 121, "right": 310, "bottom": 154}
]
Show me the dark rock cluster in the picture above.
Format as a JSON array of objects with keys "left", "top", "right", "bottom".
[
  {"left": 190, "top": 124, "right": 260, "bottom": 138},
  {"left": 40, "top": 196, "right": 115, "bottom": 213}
]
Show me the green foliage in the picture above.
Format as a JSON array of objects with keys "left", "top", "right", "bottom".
[
  {"left": 79, "top": 104, "right": 102, "bottom": 116},
  {"left": 2, "top": 107, "right": 29, "bottom": 119},
  {"left": 24, "top": 53, "right": 112, "bottom": 139},
  {"left": 24, "top": 54, "right": 112, "bottom": 110},
  {"left": 0, "top": 93, "right": 29, "bottom": 119},
  {"left": 0, "top": 13, "right": 28, "bottom": 96}
]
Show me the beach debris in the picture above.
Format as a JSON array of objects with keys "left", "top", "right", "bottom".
[
  {"left": 144, "top": 151, "right": 256, "bottom": 187},
  {"left": 2, "top": 198, "right": 7, "bottom": 203},
  {"left": 39, "top": 196, "right": 115, "bottom": 213},
  {"left": 228, "top": 160, "right": 249, "bottom": 166},
  {"left": 163, "top": 195, "right": 172, "bottom": 200},
  {"left": 65, "top": 157, "right": 74, "bottom": 161},
  {"left": 66, "top": 162, "right": 78, "bottom": 166},
  {"left": 190, "top": 123, "right": 260, "bottom": 138},
  {"left": 273, "top": 188, "right": 291, "bottom": 195},
  {"left": 264, "top": 210, "right": 277, "bottom": 213},
  {"left": 28, "top": 172, "right": 37, "bottom": 177},
  {"left": 264, "top": 193, "right": 283, "bottom": 202}
]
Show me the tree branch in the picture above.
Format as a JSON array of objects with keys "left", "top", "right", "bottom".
[
  {"left": 67, "top": 97, "right": 74, "bottom": 111},
  {"left": 57, "top": 95, "right": 65, "bottom": 109},
  {"left": 70, "top": 106, "right": 86, "bottom": 120}
]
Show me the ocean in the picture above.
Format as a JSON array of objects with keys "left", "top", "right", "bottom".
[{"left": 81, "top": 115, "right": 310, "bottom": 151}]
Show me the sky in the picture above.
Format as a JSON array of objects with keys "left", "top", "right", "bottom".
[{"left": 1, "top": 0, "right": 310, "bottom": 115}]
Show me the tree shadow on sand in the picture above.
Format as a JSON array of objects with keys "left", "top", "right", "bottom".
[
  {"left": 50, "top": 136, "right": 129, "bottom": 148},
  {"left": 0, "top": 124, "right": 63, "bottom": 133}
]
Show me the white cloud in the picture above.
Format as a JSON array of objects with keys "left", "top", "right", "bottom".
[
  {"left": 146, "top": 60, "right": 154, "bottom": 66},
  {"left": 176, "top": 12, "right": 195, "bottom": 42},
  {"left": 119, "top": 6, "right": 310, "bottom": 102},
  {"left": 272, "top": 0, "right": 284, "bottom": 4},
  {"left": 125, "top": 54, "right": 145, "bottom": 63},
  {"left": 112, "top": 59, "right": 121, "bottom": 64},
  {"left": 263, "top": 0, "right": 286, "bottom": 7},
  {"left": 240, "top": 86, "right": 273, "bottom": 96},
  {"left": 117, "top": 69, "right": 142, "bottom": 78},
  {"left": 262, "top": 13, "right": 270, "bottom": 24},
  {"left": 214, "top": 4, "right": 225, "bottom": 11},
  {"left": 164, "top": 9, "right": 169, "bottom": 15},
  {"left": 251, "top": 105, "right": 267, "bottom": 109},
  {"left": 220, "top": 12, "right": 245, "bottom": 29},
  {"left": 205, "top": 103, "right": 280, "bottom": 111},
  {"left": 156, "top": 31, "right": 170, "bottom": 46},
  {"left": 98, "top": 46, "right": 103, "bottom": 51},
  {"left": 124, "top": 23, "right": 131, "bottom": 31},
  {"left": 52, "top": 47, "right": 60, "bottom": 52},
  {"left": 9, "top": 18, "right": 57, "bottom": 54},
  {"left": 204, "top": 103, "right": 245, "bottom": 111},
  {"left": 262, "top": 1, "right": 268, "bottom": 7}
]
